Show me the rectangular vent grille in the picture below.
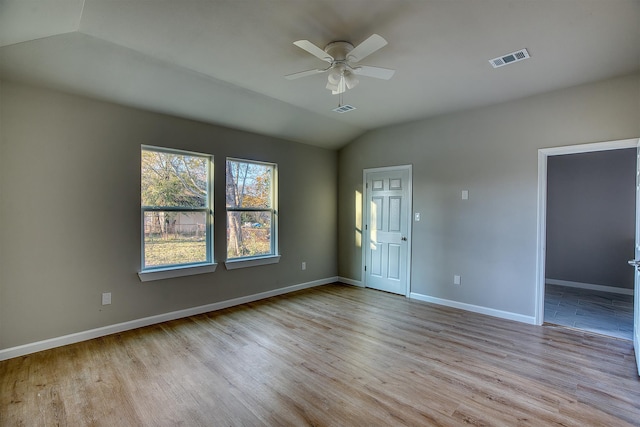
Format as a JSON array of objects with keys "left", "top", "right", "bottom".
[
  {"left": 489, "top": 48, "right": 530, "bottom": 68},
  {"left": 332, "top": 104, "right": 356, "bottom": 113}
]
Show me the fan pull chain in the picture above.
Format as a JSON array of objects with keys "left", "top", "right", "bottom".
[{"left": 338, "top": 74, "right": 345, "bottom": 107}]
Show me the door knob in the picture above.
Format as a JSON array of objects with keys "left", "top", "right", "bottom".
[
  {"left": 628, "top": 259, "right": 640, "bottom": 267},
  {"left": 401, "top": 236, "right": 407, "bottom": 241}
]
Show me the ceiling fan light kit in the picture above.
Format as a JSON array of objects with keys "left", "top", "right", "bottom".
[{"left": 286, "top": 34, "right": 395, "bottom": 95}]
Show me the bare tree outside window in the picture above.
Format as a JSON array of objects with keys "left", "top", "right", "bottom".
[
  {"left": 226, "top": 159, "right": 276, "bottom": 259},
  {"left": 141, "top": 147, "right": 212, "bottom": 269}
]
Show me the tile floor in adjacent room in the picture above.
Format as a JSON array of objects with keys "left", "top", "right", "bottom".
[{"left": 544, "top": 283, "right": 634, "bottom": 340}]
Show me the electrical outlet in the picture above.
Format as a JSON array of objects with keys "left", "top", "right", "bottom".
[
  {"left": 301, "top": 261, "right": 306, "bottom": 270},
  {"left": 453, "top": 275, "right": 461, "bottom": 285},
  {"left": 102, "top": 292, "right": 112, "bottom": 305}
]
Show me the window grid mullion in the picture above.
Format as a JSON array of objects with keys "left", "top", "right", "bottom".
[
  {"left": 226, "top": 207, "right": 273, "bottom": 212},
  {"left": 142, "top": 206, "right": 209, "bottom": 212}
]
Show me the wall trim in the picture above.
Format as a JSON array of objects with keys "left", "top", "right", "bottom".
[
  {"left": 409, "top": 292, "right": 536, "bottom": 325},
  {"left": 0, "top": 277, "right": 338, "bottom": 361},
  {"left": 338, "top": 276, "right": 364, "bottom": 287},
  {"left": 546, "top": 279, "right": 634, "bottom": 296}
]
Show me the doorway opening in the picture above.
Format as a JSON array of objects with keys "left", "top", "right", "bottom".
[
  {"left": 544, "top": 148, "right": 635, "bottom": 339},
  {"left": 536, "top": 139, "right": 638, "bottom": 341}
]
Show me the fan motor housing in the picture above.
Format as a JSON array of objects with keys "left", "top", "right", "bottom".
[{"left": 324, "top": 41, "right": 354, "bottom": 61}]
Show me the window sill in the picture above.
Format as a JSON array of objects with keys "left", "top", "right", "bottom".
[
  {"left": 138, "top": 263, "right": 218, "bottom": 282},
  {"left": 225, "top": 255, "right": 281, "bottom": 270}
]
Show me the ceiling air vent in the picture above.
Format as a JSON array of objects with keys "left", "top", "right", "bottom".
[
  {"left": 489, "top": 48, "right": 530, "bottom": 68},
  {"left": 332, "top": 104, "right": 356, "bottom": 113}
]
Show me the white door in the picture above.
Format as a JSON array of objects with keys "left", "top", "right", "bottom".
[
  {"left": 633, "top": 144, "right": 640, "bottom": 376},
  {"left": 364, "top": 167, "right": 412, "bottom": 296}
]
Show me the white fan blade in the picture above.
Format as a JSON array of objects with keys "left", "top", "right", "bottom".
[
  {"left": 352, "top": 65, "right": 395, "bottom": 80},
  {"left": 285, "top": 68, "right": 327, "bottom": 80},
  {"left": 293, "top": 40, "right": 333, "bottom": 62},
  {"left": 347, "top": 34, "right": 388, "bottom": 63}
]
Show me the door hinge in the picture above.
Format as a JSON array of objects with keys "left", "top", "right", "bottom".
[
  {"left": 364, "top": 266, "right": 367, "bottom": 271},
  {"left": 366, "top": 182, "right": 368, "bottom": 188},
  {"left": 365, "top": 224, "right": 368, "bottom": 230}
]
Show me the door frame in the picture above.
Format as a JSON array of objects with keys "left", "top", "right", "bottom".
[
  {"left": 535, "top": 138, "right": 639, "bottom": 325},
  {"left": 362, "top": 165, "right": 413, "bottom": 297}
]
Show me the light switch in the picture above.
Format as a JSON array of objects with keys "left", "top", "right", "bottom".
[
  {"left": 414, "top": 212, "right": 421, "bottom": 221},
  {"left": 102, "top": 292, "right": 112, "bottom": 305},
  {"left": 461, "top": 190, "right": 469, "bottom": 200}
]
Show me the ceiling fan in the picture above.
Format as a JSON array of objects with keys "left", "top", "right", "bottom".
[{"left": 285, "top": 34, "right": 395, "bottom": 95}]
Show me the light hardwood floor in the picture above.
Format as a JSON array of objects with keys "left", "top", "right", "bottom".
[{"left": 2, "top": 283, "right": 639, "bottom": 426}]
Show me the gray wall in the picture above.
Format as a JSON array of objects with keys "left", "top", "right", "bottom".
[
  {"left": 546, "top": 149, "right": 636, "bottom": 289},
  {"left": 2, "top": 72, "right": 639, "bottom": 350},
  {"left": 338, "top": 73, "right": 640, "bottom": 317},
  {"left": 0, "top": 81, "right": 338, "bottom": 350}
]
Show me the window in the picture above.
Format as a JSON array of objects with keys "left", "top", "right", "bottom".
[
  {"left": 139, "top": 146, "right": 214, "bottom": 279},
  {"left": 225, "top": 158, "right": 278, "bottom": 268}
]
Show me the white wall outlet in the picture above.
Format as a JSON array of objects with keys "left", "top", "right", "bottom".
[
  {"left": 301, "top": 261, "right": 306, "bottom": 270},
  {"left": 453, "top": 275, "right": 461, "bottom": 285},
  {"left": 102, "top": 292, "right": 112, "bottom": 305},
  {"left": 461, "top": 190, "right": 469, "bottom": 200},
  {"left": 414, "top": 212, "right": 421, "bottom": 221}
]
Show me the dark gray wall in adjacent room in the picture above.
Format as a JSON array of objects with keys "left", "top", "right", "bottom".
[{"left": 546, "top": 148, "right": 636, "bottom": 289}]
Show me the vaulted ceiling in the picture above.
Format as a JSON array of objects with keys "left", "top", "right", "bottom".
[{"left": 1, "top": 0, "right": 639, "bottom": 149}]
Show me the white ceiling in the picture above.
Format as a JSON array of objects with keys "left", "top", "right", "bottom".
[{"left": 1, "top": 0, "right": 639, "bottom": 149}]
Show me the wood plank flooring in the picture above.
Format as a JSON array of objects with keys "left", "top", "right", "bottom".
[{"left": 1, "top": 283, "right": 639, "bottom": 426}]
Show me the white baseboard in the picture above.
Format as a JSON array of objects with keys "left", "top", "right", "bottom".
[
  {"left": 409, "top": 292, "right": 536, "bottom": 325},
  {"left": 338, "top": 276, "right": 364, "bottom": 287},
  {"left": 0, "top": 277, "right": 338, "bottom": 361},
  {"left": 545, "top": 279, "right": 634, "bottom": 296}
]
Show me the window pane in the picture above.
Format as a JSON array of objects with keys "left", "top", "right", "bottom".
[
  {"left": 227, "top": 211, "right": 271, "bottom": 259},
  {"left": 144, "top": 211, "right": 207, "bottom": 268},
  {"left": 142, "top": 150, "right": 208, "bottom": 208},
  {"left": 226, "top": 160, "right": 272, "bottom": 208}
]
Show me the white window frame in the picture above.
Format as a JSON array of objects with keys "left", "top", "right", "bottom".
[
  {"left": 138, "top": 146, "right": 216, "bottom": 282},
  {"left": 224, "top": 158, "right": 280, "bottom": 270}
]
